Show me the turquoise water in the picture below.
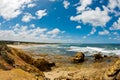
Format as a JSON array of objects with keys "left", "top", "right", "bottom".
[{"left": 24, "top": 44, "right": 120, "bottom": 56}]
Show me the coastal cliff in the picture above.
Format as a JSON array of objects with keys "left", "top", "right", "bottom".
[{"left": 0, "top": 44, "right": 54, "bottom": 80}]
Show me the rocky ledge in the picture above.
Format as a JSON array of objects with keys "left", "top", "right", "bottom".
[{"left": 0, "top": 44, "right": 55, "bottom": 80}]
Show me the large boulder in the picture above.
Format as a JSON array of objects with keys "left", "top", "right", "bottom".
[
  {"left": 93, "top": 52, "right": 103, "bottom": 61},
  {"left": 73, "top": 52, "right": 85, "bottom": 63},
  {"left": 33, "top": 58, "right": 55, "bottom": 71},
  {"left": 103, "top": 60, "right": 120, "bottom": 80}
]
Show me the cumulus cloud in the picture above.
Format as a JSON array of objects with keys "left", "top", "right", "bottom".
[
  {"left": 47, "top": 28, "right": 61, "bottom": 38},
  {"left": 0, "top": 24, "right": 47, "bottom": 41},
  {"left": 110, "top": 18, "right": 120, "bottom": 30},
  {"left": 22, "top": 13, "right": 35, "bottom": 22},
  {"left": 0, "top": 0, "right": 33, "bottom": 20},
  {"left": 63, "top": 0, "right": 70, "bottom": 9},
  {"left": 107, "top": 0, "right": 120, "bottom": 16},
  {"left": 98, "top": 30, "right": 109, "bottom": 35},
  {"left": 76, "top": 25, "right": 81, "bottom": 29},
  {"left": 47, "top": 28, "right": 62, "bottom": 38},
  {"left": 47, "top": 28, "right": 60, "bottom": 35},
  {"left": 35, "top": 9, "right": 47, "bottom": 19},
  {"left": 0, "top": 24, "right": 63, "bottom": 42},
  {"left": 108, "top": 0, "right": 120, "bottom": 9},
  {"left": 76, "top": 0, "right": 92, "bottom": 13},
  {"left": 27, "top": 3, "right": 36, "bottom": 8},
  {"left": 70, "top": 7, "right": 111, "bottom": 27}
]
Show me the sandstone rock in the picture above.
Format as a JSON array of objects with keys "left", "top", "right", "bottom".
[
  {"left": 33, "top": 58, "right": 55, "bottom": 71},
  {"left": 93, "top": 53, "right": 103, "bottom": 61},
  {"left": 11, "top": 46, "right": 55, "bottom": 71},
  {"left": 103, "top": 60, "right": 120, "bottom": 80},
  {"left": 73, "top": 52, "right": 85, "bottom": 63},
  {"left": 0, "top": 44, "right": 46, "bottom": 78},
  {"left": 0, "top": 69, "right": 44, "bottom": 80}
]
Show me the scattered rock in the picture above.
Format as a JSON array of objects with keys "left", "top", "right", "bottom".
[
  {"left": 93, "top": 52, "right": 103, "bottom": 61},
  {"left": 73, "top": 52, "right": 85, "bottom": 63},
  {"left": 103, "top": 60, "right": 120, "bottom": 80},
  {"left": 33, "top": 58, "right": 55, "bottom": 71},
  {"left": 104, "top": 55, "right": 108, "bottom": 58}
]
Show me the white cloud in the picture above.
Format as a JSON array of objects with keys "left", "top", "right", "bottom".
[
  {"left": 22, "top": 13, "right": 35, "bottom": 22},
  {"left": 70, "top": 7, "right": 111, "bottom": 27},
  {"left": 40, "top": 34, "right": 47, "bottom": 39},
  {"left": 47, "top": 28, "right": 61, "bottom": 38},
  {"left": 90, "top": 28, "right": 96, "bottom": 35},
  {"left": 27, "top": 3, "right": 36, "bottom": 8},
  {"left": 0, "top": 24, "right": 63, "bottom": 42},
  {"left": 30, "top": 24, "right": 35, "bottom": 28},
  {"left": 22, "top": 10, "right": 47, "bottom": 22},
  {"left": 63, "top": 0, "right": 70, "bottom": 9},
  {"left": 108, "top": 0, "right": 120, "bottom": 9},
  {"left": 12, "top": 24, "right": 47, "bottom": 37},
  {"left": 107, "top": 0, "right": 120, "bottom": 16},
  {"left": 110, "top": 18, "right": 120, "bottom": 30},
  {"left": 0, "top": 0, "right": 33, "bottom": 20},
  {"left": 47, "top": 28, "right": 60, "bottom": 35},
  {"left": 76, "top": 0, "right": 92, "bottom": 13},
  {"left": 76, "top": 25, "right": 81, "bottom": 29},
  {"left": 84, "top": 28, "right": 96, "bottom": 37},
  {"left": 35, "top": 9, "right": 47, "bottom": 19},
  {"left": 98, "top": 30, "right": 109, "bottom": 35}
]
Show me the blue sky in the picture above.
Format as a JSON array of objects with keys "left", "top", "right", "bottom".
[{"left": 0, "top": 0, "right": 120, "bottom": 43}]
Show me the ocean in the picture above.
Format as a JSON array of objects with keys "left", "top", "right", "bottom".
[{"left": 24, "top": 43, "right": 120, "bottom": 56}]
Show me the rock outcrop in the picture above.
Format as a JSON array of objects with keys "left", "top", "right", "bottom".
[
  {"left": 0, "top": 69, "right": 43, "bottom": 80},
  {"left": 0, "top": 44, "right": 55, "bottom": 80},
  {"left": 93, "top": 53, "right": 103, "bottom": 61},
  {"left": 103, "top": 60, "right": 120, "bottom": 80},
  {"left": 33, "top": 58, "right": 55, "bottom": 71},
  {"left": 73, "top": 52, "right": 85, "bottom": 63}
]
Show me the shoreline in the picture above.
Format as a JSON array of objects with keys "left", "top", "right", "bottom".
[
  {"left": 8, "top": 44, "right": 57, "bottom": 49},
  {"left": 6, "top": 44, "right": 120, "bottom": 79}
]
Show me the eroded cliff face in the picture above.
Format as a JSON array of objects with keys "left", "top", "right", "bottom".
[
  {"left": 0, "top": 44, "right": 54, "bottom": 80},
  {"left": 103, "top": 60, "right": 120, "bottom": 80}
]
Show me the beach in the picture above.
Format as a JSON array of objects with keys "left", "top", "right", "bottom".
[{"left": 7, "top": 44, "right": 120, "bottom": 79}]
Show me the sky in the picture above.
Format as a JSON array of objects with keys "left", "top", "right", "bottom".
[{"left": 0, "top": 0, "right": 120, "bottom": 43}]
